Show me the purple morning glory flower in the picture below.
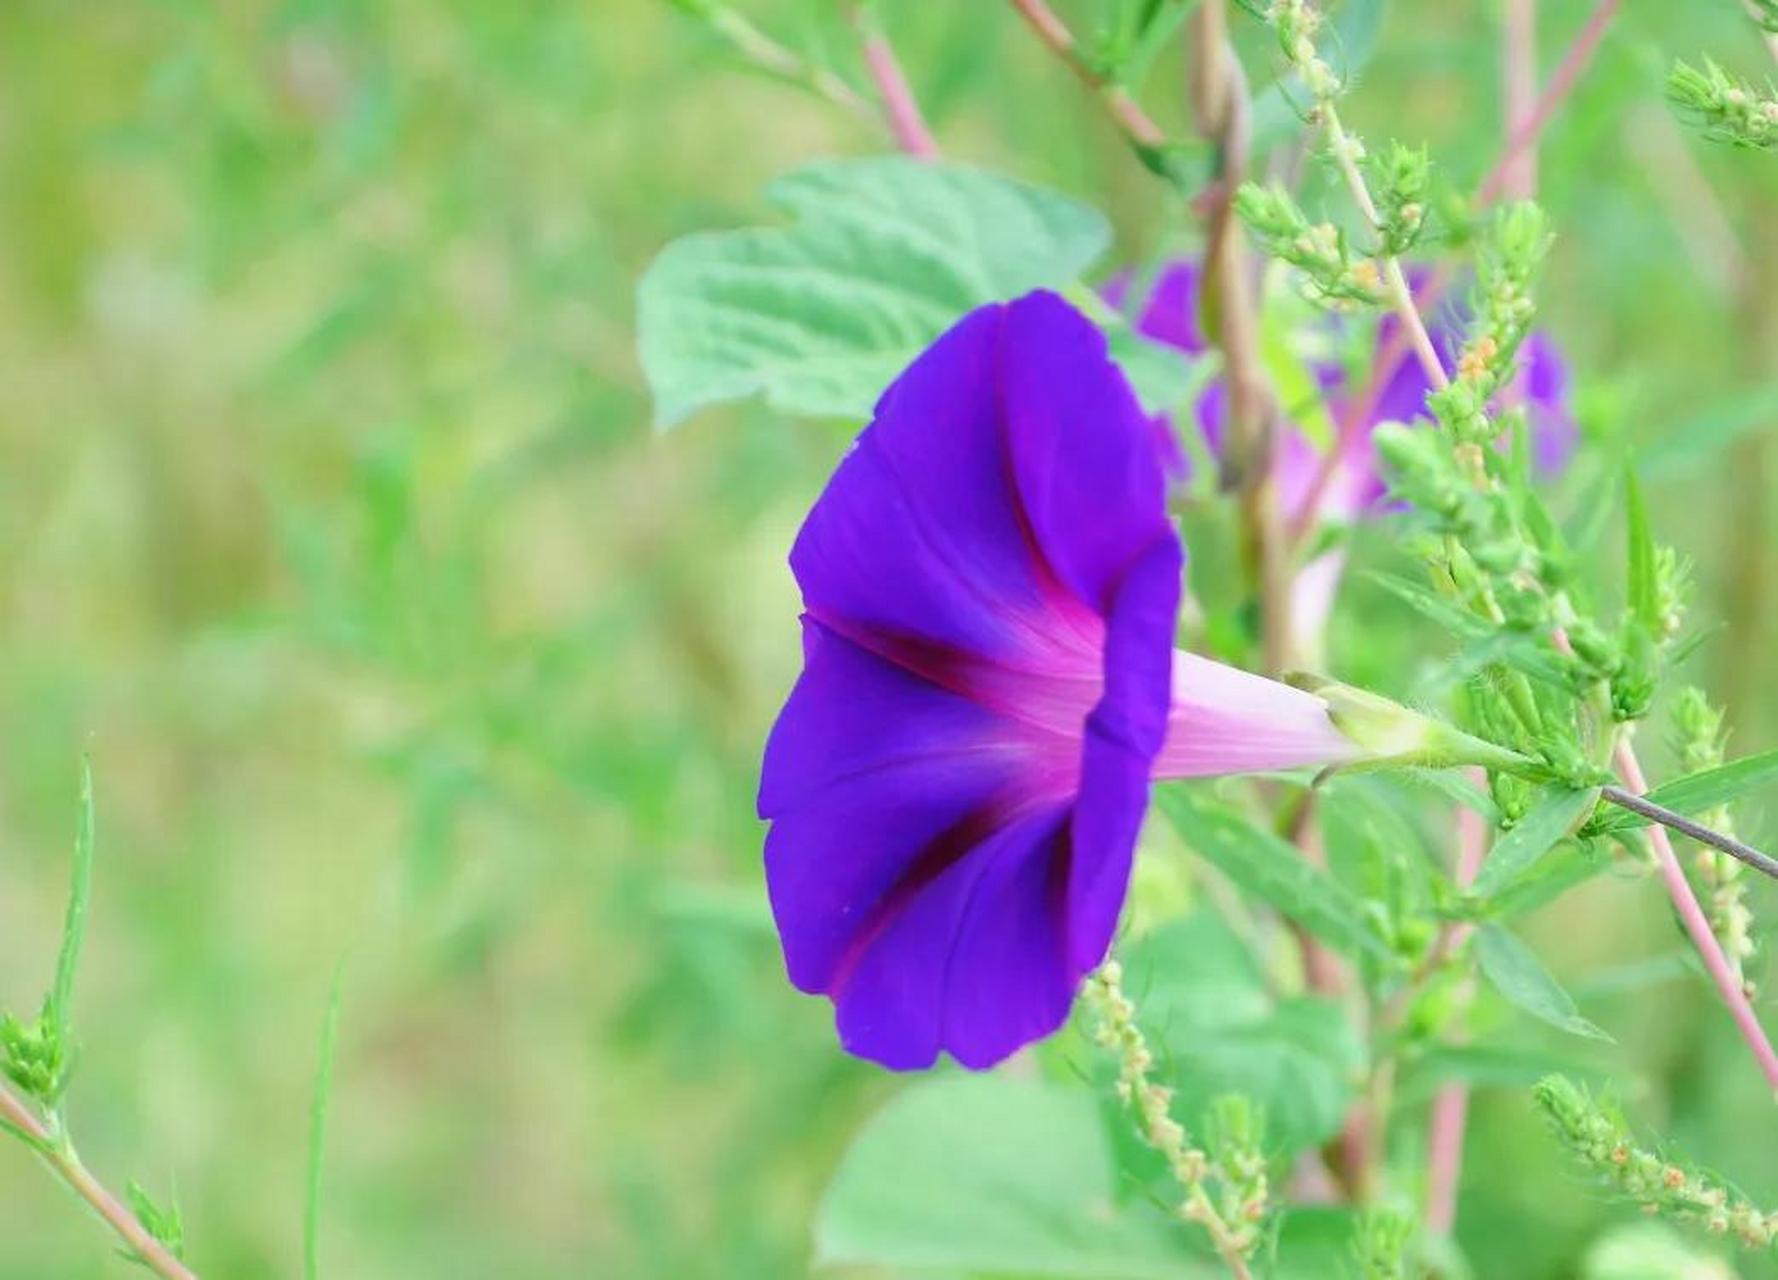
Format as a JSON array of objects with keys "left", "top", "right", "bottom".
[
  {"left": 759, "top": 291, "right": 1362, "bottom": 1071},
  {"left": 1112, "top": 259, "right": 1579, "bottom": 524}
]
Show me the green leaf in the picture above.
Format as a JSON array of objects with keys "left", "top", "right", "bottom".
[
  {"left": 1261, "top": 305, "right": 1337, "bottom": 448},
  {"left": 45, "top": 756, "right": 95, "bottom": 1044},
  {"left": 1105, "top": 325, "right": 1213, "bottom": 419},
  {"left": 637, "top": 157, "right": 1111, "bottom": 427},
  {"left": 1156, "top": 787, "right": 1394, "bottom": 963},
  {"left": 1487, "top": 838, "right": 1615, "bottom": 921},
  {"left": 1475, "top": 924, "right": 1611, "bottom": 1041},
  {"left": 1624, "top": 470, "right": 1660, "bottom": 634},
  {"left": 816, "top": 1075, "right": 1217, "bottom": 1278},
  {"left": 1638, "top": 382, "right": 1778, "bottom": 478},
  {"left": 1591, "top": 749, "right": 1778, "bottom": 835},
  {"left": 1123, "top": 916, "right": 1366, "bottom": 1156},
  {"left": 1398, "top": 767, "right": 1501, "bottom": 826},
  {"left": 305, "top": 968, "right": 345, "bottom": 1280},
  {"left": 1398, "top": 1040, "right": 1612, "bottom": 1104},
  {"left": 1470, "top": 787, "right": 1599, "bottom": 899},
  {"left": 1368, "top": 573, "right": 1570, "bottom": 685}
]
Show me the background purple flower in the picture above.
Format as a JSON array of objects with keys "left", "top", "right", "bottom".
[
  {"left": 759, "top": 291, "right": 1359, "bottom": 1071},
  {"left": 1111, "top": 259, "right": 1578, "bottom": 525}
]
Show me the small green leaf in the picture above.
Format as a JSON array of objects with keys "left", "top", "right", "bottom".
[
  {"left": 1368, "top": 573, "right": 1571, "bottom": 684},
  {"left": 305, "top": 969, "right": 345, "bottom": 1280},
  {"left": 1487, "top": 839, "right": 1614, "bottom": 921},
  {"left": 1475, "top": 924, "right": 1611, "bottom": 1041},
  {"left": 1156, "top": 787, "right": 1394, "bottom": 963},
  {"left": 1624, "top": 470, "right": 1660, "bottom": 634},
  {"left": 1398, "top": 1041, "right": 1611, "bottom": 1104},
  {"left": 1591, "top": 749, "right": 1778, "bottom": 835},
  {"left": 46, "top": 756, "right": 96, "bottom": 1045},
  {"left": 637, "top": 157, "right": 1112, "bottom": 427},
  {"left": 816, "top": 1076, "right": 1216, "bottom": 1277},
  {"left": 1470, "top": 786, "right": 1599, "bottom": 899},
  {"left": 124, "top": 1182, "right": 185, "bottom": 1265}
]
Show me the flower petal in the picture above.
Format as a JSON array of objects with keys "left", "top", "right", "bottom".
[
  {"left": 999, "top": 292, "right": 1175, "bottom": 614},
  {"left": 1154, "top": 652, "right": 1361, "bottom": 777},
  {"left": 1523, "top": 331, "right": 1578, "bottom": 472},
  {"left": 1066, "top": 536, "right": 1182, "bottom": 973},
  {"left": 758, "top": 618, "right": 1019, "bottom": 821},
  {"left": 761, "top": 622, "right": 1025, "bottom": 995},
  {"left": 831, "top": 804, "right": 1073, "bottom": 1070},
  {"left": 1113, "top": 261, "right": 1207, "bottom": 355},
  {"left": 763, "top": 292, "right": 1189, "bottom": 1071},
  {"left": 789, "top": 297, "right": 1107, "bottom": 673}
]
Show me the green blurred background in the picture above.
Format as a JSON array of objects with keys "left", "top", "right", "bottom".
[{"left": 0, "top": 0, "right": 1775, "bottom": 1275}]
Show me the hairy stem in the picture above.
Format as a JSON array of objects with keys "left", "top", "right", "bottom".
[
  {"left": 0, "top": 1084, "right": 195, "bottom": 1279},
  {"left": 1614, "top": 740, "right": 1778, "bottom": 1094},
  {"left": 845, "top": 3, "right": 939, "bottom": 158}
]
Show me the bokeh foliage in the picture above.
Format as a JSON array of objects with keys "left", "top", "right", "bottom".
[{"left": 0, "top": 0, "right": 1776, "bottom": 1275}]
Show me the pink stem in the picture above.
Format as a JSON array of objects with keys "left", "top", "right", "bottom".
[
  {"left": 1615, "top": 739, "right": 1778, "bottom": 1093},
  {"left": 1423, "top": 771, "right": 1489, "bottom": 1235},
  {"left": 850, "top": 6, "right": 940, "bottom": 159},
  {"left": 1500, "top": 0, "right": 1538, "bottom": 200},
  {"left": 1477, "top": 0, "right": 1621, "bottom": 206},
  {"left": 1423, "top": 1087, "right": 1470, "bottom": 1233}
]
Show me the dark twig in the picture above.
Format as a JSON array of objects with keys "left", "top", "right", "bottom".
[{"left": 1600, "top": 785, "right": 1778, "bottom": 882}]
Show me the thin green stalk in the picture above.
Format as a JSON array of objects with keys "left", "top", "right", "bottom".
[{"left": 305, "top": 973, "right": 345, "bottom": 1280}]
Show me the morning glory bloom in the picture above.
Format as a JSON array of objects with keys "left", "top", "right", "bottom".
[
  {"left": 758, "top": 291, "right": 1364, "bottom": 1071},
  {"left": 1109, "top": 259, "right": 1578, "bottom": 523}
]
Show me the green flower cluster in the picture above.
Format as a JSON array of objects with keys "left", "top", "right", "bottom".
[
  {"left": 1669, "top": 58, "right": 1778, "bottom": 151},
  {"left": 1083, "top": 963, "right": 1272, "bottom": 1268},
  {"left": 1535, "top": 1076, "right": 1778, "bottom": 1250}
]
